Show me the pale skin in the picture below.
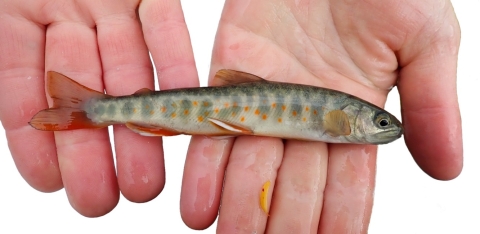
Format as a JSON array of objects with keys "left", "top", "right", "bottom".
[{"left": 0, "top": 0, "right": 462, "bottom": 233}]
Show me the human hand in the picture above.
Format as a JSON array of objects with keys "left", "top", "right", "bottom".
[
  {"left": 180, "top": 0, "right": 462, "bottom": 233},
  {"left": 0, "top": 0, "right": 199, "bottom": 217}
]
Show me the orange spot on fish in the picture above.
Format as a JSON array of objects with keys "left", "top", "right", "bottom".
[
  {"left": 240, "top": 116, "right": 245, "bottom": 122},
  {"left": 292, "top": 110, "right": 297, "bottom": 116},
  {"left": 305, "top": 106, "right": 309, "bottom": 111},
  {"left": 171, "top": 103, "right": 177, "bottom": 107},
  {"left": 171, "top": 113, "right": 177, "bottom": 118},
  {"left": 302, "top": 117, "right": 307, "bottom": 122},
  {"left": 232, "top": 112, "right": 237, "bottom": 117},
  {"left": 255, "top": 109, "right": 260, "bottom": 115},
  {"left": 271, "top": 103, "right": 276, "bottom": 108},
  {"left": 133, "top": 108, "right": 137, "bottom": 114},
  {"left": 184, "top": 110, "right": 189, "bottom": 115},
  {"left": 150, "top": 110, "right": 154, "bottom": 115},
  {"left": 233, "top": 102, "right": 238, "bottom": 107},
  {"left": 244, "top": 106, "right": 250, "bottom": 112},
  {"left": 197, "top": 116, "right": 204, "bottom": 122},
  {"left": 314, "top": 110, "right": 318, "bottom": 115},
  {"left": 262, "top": 114, "right": 267, "bottom": 120},
  {"left": 193, "top": 101, "right": 198, "bottom": 106},
  {"left": 161, "top": 106, "right": 167, "bottom": 113},
  {"left": 282, "top": 105, "right": 286, "bottom": 111},
  {"left": 204, "top": 111, "right": 210, "bottom": 116},
  {"left": 214, "top": 108, "right": 219, "bottom": 114},
  {"left": 203, "top": 101, "right": 210, "bottom": 107},
  {"left": 224, "top": 103, "right": 229, "bottom": 108},
  {"left": 145, "top": 105, "right": 150, "bottom": 109},
  {"left": 278, "top": 118, "right": 282, "bottom": 123}
]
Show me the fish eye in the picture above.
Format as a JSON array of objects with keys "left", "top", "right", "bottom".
[
  {"left": 379, "top": 119, "right": 390, "bottom": 127},
  {"left": 374, "top": 112, "right": 391, "bottom": 128}
]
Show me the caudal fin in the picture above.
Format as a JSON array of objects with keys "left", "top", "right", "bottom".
[{"left": 29, "top": 72, "right": 110, "bottom": 131}]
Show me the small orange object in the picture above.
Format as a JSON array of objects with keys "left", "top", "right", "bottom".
[{"left": 260, "top": 180, "right": 271, "bottom": 215}]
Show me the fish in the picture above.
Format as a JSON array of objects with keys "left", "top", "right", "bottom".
[{"left": 29, "top": 69, "right": 403, "bottom": 144}]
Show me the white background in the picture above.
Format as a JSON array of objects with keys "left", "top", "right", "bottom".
[{"left": 0, "top": 1, "right": 478, "bottom": 233}]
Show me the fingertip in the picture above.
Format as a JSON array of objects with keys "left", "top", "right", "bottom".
[
  {"left": 180, "top": 136, "right": 233, "bottom": 230},
  {"left": 403, "top": 109, "right": 463, "bottom": 181},
  {"left": 113, "top": 127, "right": 166, "bottom": 203}
]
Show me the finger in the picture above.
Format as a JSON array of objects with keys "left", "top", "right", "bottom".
[
  {"left": 139, "top": 0, "right": 199, "bottom": 90},
  {"left": 45, "top": 19, "right": 118, "bottom": 217},
  {"left": 0, "top": 12, "right": 62, "bottom": 192},
  {"left": 318, "top": 144, "right": 377, "bottom": 233},
  {"left": 180, "top": 136, "right": 234, "bottom": 230},
  {"left": 266, "top": 140, "right": 328, "bottom": 234},
  {"left": 397, "top": 4, "right": 462, "bottom": 180},
  {"left": 92, "top": 0, "right": 165, "bottom": 203},
  {"left": 216, "top": 137, "right": 283, "bottom": 234}
]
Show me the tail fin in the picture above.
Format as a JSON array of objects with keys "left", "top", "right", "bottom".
[{"left": 29, "top": 72, "right": 110, "bottom": 131}]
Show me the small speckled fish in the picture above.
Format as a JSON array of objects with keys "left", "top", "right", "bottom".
[{"left": 29, "top": 70, "right": 403, "bottom": 144}]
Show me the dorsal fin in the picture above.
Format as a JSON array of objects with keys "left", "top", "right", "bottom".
[
  {"left": 134, "top": 88, "right": 154, "bottom": 95},
  {"left": 212, "top": 69, "right": 267, "bottom": 86}
]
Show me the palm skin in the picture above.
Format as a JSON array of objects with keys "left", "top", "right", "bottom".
[{"left": 180, "top": 0, "right": 462, "bottom": 233}]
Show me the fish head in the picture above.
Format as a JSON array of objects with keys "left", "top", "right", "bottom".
[{"left": 350, "top": 105, "right": 404, "bottom": 144}]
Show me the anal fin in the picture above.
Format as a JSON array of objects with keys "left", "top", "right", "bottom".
[{"left": 126, "top": 122, "right": 181, "bottom": 137}]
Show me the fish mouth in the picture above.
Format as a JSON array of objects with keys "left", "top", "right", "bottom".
[{"left": 370, "top": 127, "right": 404, "bottom": 144}]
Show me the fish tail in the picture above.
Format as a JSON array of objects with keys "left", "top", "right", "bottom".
[{"left": 29, "top": 71, "right": 110, "bottom": 131}]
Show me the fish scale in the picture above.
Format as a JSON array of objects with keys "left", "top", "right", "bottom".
[{"left": 29, "top": 69, "right": 403, "bottom": 144}]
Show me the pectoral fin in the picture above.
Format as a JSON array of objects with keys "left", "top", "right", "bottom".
[
  {"left": 126, "top": 122, "right": 180, "bottom": 136},
  {"left": 208, "top": 118, "right": 253, "bottom": 135},
  {"left": 323, "top": 110, "right": 351, "bottom": 137}
]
